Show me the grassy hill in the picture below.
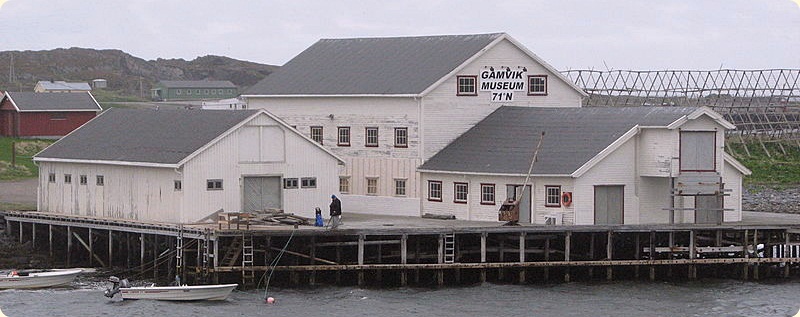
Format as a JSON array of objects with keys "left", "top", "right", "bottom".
[{"left": 0, "top": 48, "right": 278, "bottom": 101}]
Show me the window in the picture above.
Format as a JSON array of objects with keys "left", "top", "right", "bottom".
[
  {"left": 457, "top": 75, "right": 477, "bottom": 96},
  {"left": 283, "top": 178, "right": 299, "bottom": 189},
  {"left": 195, "top": 89, "right": 201, "bottom": 94},
  {"left": 310, "top": 126, "right": 323, "bottom": 144},
  {"left": 545, "top": 185, "right": 561, "bottom": 207},
  {"left": 428, "top": 180, "right": 442, "bottom": 201},
  {"left": 96, "top": 175, "right": 104, "bottom": 186},
  {"left": 79, "top": 175, "right": 87, "bottom": 185},
  {"left": 301, "top": 177, "right": 317, "bottom": 188},
  {"left": 48, "top": 173, "right": 56, "bottom": 183},
  {"left": 394, "top": 127, "right": 408, "bottom": 148},
  {"left": 338, "top": 127, "right": 351, "bottom": 146},
  {"left": 339, "top": 177, "right": 350, "bottom": 193},
  {"left": 211, "top": 89, "right": 216, "bottom": 95},
  {"left": 204, "top": 89, "right": 209, "bottom": 94},
  {"left": 50, "top": 114, "right": 66, "bottom": 120},
  {"left": 227, "top": 89, "right": 233, "bottom": 94},
  {"left": 481, "top": 184, "right": 496, "bottom": 205},
  {"left": 454, "top": 182, "right": 468, "bottom": 203},
  {"left": 207, "top": 179, "right": 223, "bottom": 190},
  {"left": 174, "top": 180, "right": 182, "bottom": 191},
  {"left": 218, "top": 89, "right": 224, "bottom": 94},
  {"left": 365, "top": 127, "right": 379, "bottom": 147},
  {"left": 367, "top": 178, "right": 378, "bottom": 195},
  {"left": 186, "top": 89, "right": 192, "bottom": 95},
  {"left": 64, "top": 174, "right": 72, "bottom": 184},
  {"left": 528, "top": 75, "right": 548, "bottom": 95},
  {"left": 394, "top": 179, "right": 406, "bottom": 196},
  {"left": 176, "top": 89, "right": 182, "bottom": 95}
]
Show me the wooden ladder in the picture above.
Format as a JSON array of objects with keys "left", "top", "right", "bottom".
[
  {"left": 220, "top": 236, "right": 243, "bottom": 267},
  {"left": 242, "top": 234, "right": 255, "bottom": 285},
  {"left": 444, "top": 233, "right": 456, "bottom": 264}
]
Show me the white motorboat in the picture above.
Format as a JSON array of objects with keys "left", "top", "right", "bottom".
[
  {"left": 0, "top": 269, "right": 82, "bottom": 289},
  {"left": 105, "top": 277, "right": 237, "bottom": 301}
]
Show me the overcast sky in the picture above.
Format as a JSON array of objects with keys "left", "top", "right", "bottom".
[{"left": 0, "top": 0, "right": 798, "bottom": 70}]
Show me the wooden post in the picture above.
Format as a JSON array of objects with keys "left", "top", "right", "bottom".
[
  {"left": 31, "top": 223, "right": 36, "bottom": 249},
  {"left": 564, "top": 231, "right": 571, "bottom": 283},
  {"left": 140, "top": 233, "right": 145, "bottom": 275},
  {"left": 48, "top": 224, "right": 53, "bottom": 258},
  {"left": 126, "top": 233, "right": 131, "bottom": 269},
  {"left": 498, "top": 236, "right": 505, "bottom": 281},
  {"left": 88, "top": 228, "right": 93, "bottom": 266},
  {"left": 67, "top": 226, "right": 72, "bottom": 266},
  {"left": 606, "top": 231, "right": 613, "bottom": 281},
  {"left": 519, "top": 232, "right": 526, "bottom": 284},
  {"left": 358, "top": 234, "right": 365, "bottom": 287},
  {"left": 634, "top": 233, "right": 641, "bottom": 279},
  {"left": 785, "top": 231, "right": 791, "bottom": 278},
  {"left": 108, "top": 230, "right": 113, "bottom": 268},
  {"left": 400, "top": 234, "right": 408, "bottom": 287},
  {"left": 689, "top": 230, "right": 696, "bottom": 280},
  {"left": 753, "top": 229, "right": 759, "bottom": 280},
  {"left": 742, "top": 229, "right": 749, "bottom": 280},
  {"left": 588, "top": 233, "right": 595, "bottom": 279},
  {"left": 480, "top": 232, "right": 487, "bottom": 283},
  {"left": 437, "top": 234, "right": 444, "bottom": 287},
  {"left": 309, "top": 237, "right": 316, "bottom": 286},
  {"left": 667, "top": 232, "right": 674, "bottom": 278},
  {"left": 18, "top": 221, "right": 22, "bottom": 243},
  {"left": 544, "top": 238, "right": 550, "bottom": 281},
  {"left": 153, "top": 235, "right": 159, "bottom": 280},
  {"left": 649, "top": 231, "right": 656, "bottom": 281}
]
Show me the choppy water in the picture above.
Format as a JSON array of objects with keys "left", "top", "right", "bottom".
[{"left": 0, "top": 279, "right": 798, "bottom": 317}]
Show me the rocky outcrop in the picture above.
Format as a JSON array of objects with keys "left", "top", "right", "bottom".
[{"left": 743, "top": 185, "right": 800, "bottom": 214}]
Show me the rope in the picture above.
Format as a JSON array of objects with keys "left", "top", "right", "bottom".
[{"left": 259, "top": 229, "right": 295, "bottom": 299}]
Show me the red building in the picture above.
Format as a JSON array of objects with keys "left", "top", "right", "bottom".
[{"left": 0, "top": 91, "right": 102, "bottom": 138}]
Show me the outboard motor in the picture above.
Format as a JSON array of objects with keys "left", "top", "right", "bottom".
[{"left": 104, "top": 276, "right": 130, "bottom": 298}]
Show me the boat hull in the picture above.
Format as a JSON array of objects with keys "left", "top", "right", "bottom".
[
  {"left": 0, "top": 269, "right": 82, "bottom": 289},
  {"left": 119, "top": 284, "right": 238, "bottom": 301}
]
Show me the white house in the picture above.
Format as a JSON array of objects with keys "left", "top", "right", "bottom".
[
  {"left": 34, "top": 108, "right": 344, "bottom": 223},
  {"left": 417, "top": 106, "right": 751, "bottom": 225},
  {"left": 243, "top": 33, "right": 587, "bottom": 216},
  {"left": 34, "top": 81, "right": 92, "bottom": 93}
]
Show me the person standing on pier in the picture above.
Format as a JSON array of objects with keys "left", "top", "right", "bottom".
[{"left": 329, "top": 195, "right": 342, "bottom": 229}]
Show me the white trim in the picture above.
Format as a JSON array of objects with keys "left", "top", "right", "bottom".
[
  {"left": 724, "top": 153, "right": 752, "bottom": 175},
  {"left": 417, "top": 169, "right": 570, "bottom": 178},
  {"left": 33, "top": 157, "right": 177, "bottom": 168},
  {"left": 3, "top": 92, "right": 21, "bottom": 111},
  {"left": 85, "top": 91, "right": 104, "bottom": 111},
  {"left": 17, "top": 109, "right": 100, "bottom": 112},
  {"left": 571, "top": 126, "right": 640, "bottom": 178},
  {"left": 241, "top": 94, "right": 419, "bottom": 98},
  {"left": 667, "top": 107, "right": 736, "bottom": 130}
]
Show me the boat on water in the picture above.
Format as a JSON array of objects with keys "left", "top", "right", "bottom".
[
  {"left": 0, "top": 269, "right": 82, "bottom": 289},
  {"left": 105, "top": 277, "right": 237, "bottom": 301}
]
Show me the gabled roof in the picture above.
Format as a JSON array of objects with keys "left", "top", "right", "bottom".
[
  {"left": 419, "top": 106, "right": 702, "bottom": 176},
  {"left": 245, "top": 33, "right": 505, "bottom": 96},
  {"left": 36, "top": 81, "right": 91, "bottom": 91},
  {"left": 157, "top": 80, "right": 237, "bottom": 89},
  {"left": 3, "top": 91, "right": 102, "bottom": 112}
]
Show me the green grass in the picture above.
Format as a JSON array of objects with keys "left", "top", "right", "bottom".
[
  {"left": 727, "top": 141, "right": 800, "bottom": 187},
  {"left": 0, "top": 201, "right": 36, "bottom": 211},
  {"left": 91, "top": 89, "right": 147, "bottom": 103},
  {"left": 0, "top": 137, "right": 53, "bottom": 180}
]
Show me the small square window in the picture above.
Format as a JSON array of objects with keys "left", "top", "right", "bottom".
[
  {"left": 454, "top": 182, "right": 468, "bottom": 203},
  {"left": 338, "top": 127, "right": 351, "bottom": 146},
  {"left": 204, "top": 89, "right": 209, "bottom": 94},
  {"left": 394, "top": 179, "right": 406, "bottom": 196},
  {"left": 457, "top": 75, "right": 477, "bottom": 96},
  {"left": 48, "top": 173, "right": 56, "bottom": 183},
  {"left": 339, "top": 177, "right": 350, "bottom": 194},
  {"left": 174, "top": 180, "right": 182, "bottom": 191},
  {"left": 366, "top": 127, "right": 379, "bottom": 147},
  {"left": 310, "top": 126, "right": 323, "bottom": 145},
  {"left": 528, "top": 75, "right": 548, "bottom": 95},
  {"left": 176, "top": 89, "right": 182, "bottom": 95},
  {"left": 545, "top": 185, "right": 561, "bottom": 207},
  {"left": 79, "top": 175, "right": 87, "bottom": 185},
  {"left": 301, "top": 177, "right": 317, "bottom": 188},
  {"left": 206, "top": 179, "right": 223, "bottom": 190},
  {"left": 428, "top": 180, "right": 442, "bottom": 202},
  {"left": 195, "top": 89, "right": 200, "bottom": 94},
  {"left": 481, "top": 184, "right": 495, "bottom": 205},
  {"left": 394, "top": 127, "right": 408, "bottom": 148},
  {"left": 211, "top": 89, "right": 217, "bottom": 95},
  {"left": 283, "top": 178, "right": 299, "bottom": 189},
  {"left": 367, "top": 178, "right": 378, "bottom": 195},
  {"left": 64, "top": 174, "right": 72, "bottom": 184},
  {"left": 186, "top": 89, "right": 192, "bottom": 95}
]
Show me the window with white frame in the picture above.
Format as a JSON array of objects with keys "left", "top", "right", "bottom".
[
  {"left": 481, "top": 184, "right": 495, "bottom": 205},
  {"left": 454, "top": 182, "right": 468, "bottom": 203},
  {"left": 176, "top": 89, "right": 182, "bottom": 95},
  {"left": 79, "top": 175, "right": 87, "bottom": 185},
  {"left": 310, "top": 126, "right": 323, "bottom": 144},
  {"left": 365, "top": 127, "right": 379, "bottom": 147},
  {"left": 283, "top": 178, "right": 299, "bottom": 189},
  {"left": 428, "top": 180, "right": 442, "bottom": 201},
  {"left": 457, "top": 75, "right": 477, "bottom": 96},
  {"left": 174, "top": 180, "right": 182, "bottom": 191},
  {"left": 366, "top": 178, "right": 378, "bottom": 195},
  {"left": 394, "top": 179, "right": 406, "bottom": 196},
  {"left": 96, "top": 175, "right": 104, "bottom": 186},
  {"left": 48, "top": 173, "right": 56, "bottom": 183},
  {"left": 207, "top": 179, "right": 223, "bottom": 190},
  {"left": 339, "top": 177, "right": 350, "bottom": 193},
  {"left": 545, "top": 185, "right": 561, "bottom": 207},
  {"left": 338, "top": 127, "right": 350, "bottom": 146},
  {"left": 301, "top": 177, "right": 317, "bottom": 188},
  {"left": 394, "top": 127, "right": 408, "bottom": 148},
  {"left": 528, "top": 75, "right": 547, "bottom": 95},
  {"left": 64, "top": 174, "right": 72, "bottom": 184}
]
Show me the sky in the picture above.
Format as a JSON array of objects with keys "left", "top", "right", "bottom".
[{"left": 0, "top": 0, "right": 798, "bottom": 70}]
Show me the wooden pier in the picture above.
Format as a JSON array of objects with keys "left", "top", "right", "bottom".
[{"left": 2, "top": 210, "right": 800, "bottom": 287}]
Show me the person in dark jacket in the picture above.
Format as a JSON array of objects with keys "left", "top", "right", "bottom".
[{"left": 329, "top": 195, "right": 342, "bottom": 229}]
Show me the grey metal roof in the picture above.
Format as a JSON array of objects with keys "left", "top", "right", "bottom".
[
  {"left": 245, "top": 33, "right": 504, "bottom": 95},
  {"left": 6, "top": 92, "right": 101, "bottom": 111},
  {"left": 36, "top": 108, "right": 258, "bottom": 165},
  {"left": 36, "top": 81, "right": 92, "bottom": 91},
  {"left": 419, "top": 106, "right": 698, "bottom": 175},
  {"left": 157, "top": 80, "right": 237, "bottom": 89}
]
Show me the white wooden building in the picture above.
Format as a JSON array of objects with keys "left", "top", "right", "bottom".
[
  {"left": 34, "top": 108, "right": 343, "bottom": 223},
  {"left": 417, "top": 106, "right": 751, "bottom": 225},
  {"left": 243, "top": 33, "right": 587, "bottom": 216}
]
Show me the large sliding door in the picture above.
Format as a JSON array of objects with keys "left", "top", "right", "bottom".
[
  {"left": 242, "top": 176, "right": 281, "bottom": 212},
  {"left": 594, "top": 185, "right": 624, "bottom": 225}
]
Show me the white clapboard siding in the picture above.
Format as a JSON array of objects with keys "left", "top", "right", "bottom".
[
  {"left": 574, "top": 138, "right": 640, "bottom": 225},
  {"left": 638, "top": 128, "right": 678, "bottom": 177},
  {"left": 723, "top": 161, "right": 743, "bottom": 221}
]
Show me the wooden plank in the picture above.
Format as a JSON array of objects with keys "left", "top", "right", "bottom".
[{"left": 72, "top": 231, "right": 107, "bottom": 267}]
